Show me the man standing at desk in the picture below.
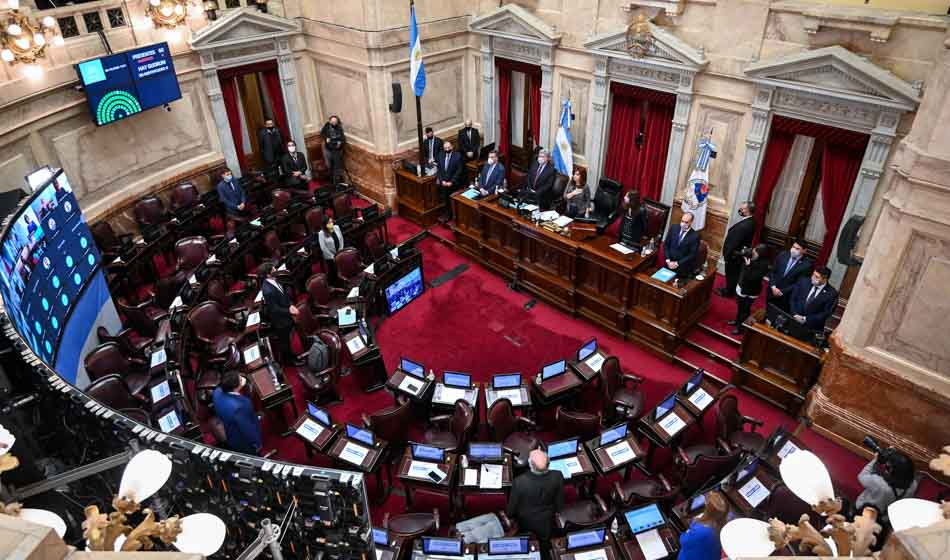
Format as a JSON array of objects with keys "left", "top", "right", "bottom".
[
  {"left": 524, "top": 149, "right": 556, "bottom": 210},
  {"left": 259, "top": 262, "right": 298, "bottom": 363},
  {"left": 717, "top": 201, "right": 756, "bottom": 298},
  {"left": 507, "top": 449, "right": 564, "bottom": 547},
  {"left": 423, "top": 127, "right": 443, "bottom": 165},
  {"left": 789, "top": 266, "right": 837, "bottom": 334},
  {"left": 216, "top": 169, "right": 247, "bottom": 218},
  {"left": 458, "top": 119, "right": 481, "bottom": 162},
  {"left": 477, "top": 150, "right": 505, "bottom": 195},
  {"left": 436, "top": 140, "right": 464, "bottom": 221},
  {"left": 765, "top": 239, "right": 812, "bottom": 311},
  {"left": 212, "top": 371, "right": 262, "bottom": 455},
  {"left": 664, "top": 212, "right": 700, "bottom": 276}
]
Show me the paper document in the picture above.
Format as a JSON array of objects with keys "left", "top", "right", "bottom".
[
  {"left": 778, "top": 440, "right": 800, "bottom": 460},
  {"left": 519, "top": 203, "right": 539, "bottom": 212},
  {"left": 636, "top": 529, "right": 668, "bottom": 560},
  {"left": 585, "top": 353, "right": 606, "bottom": 373},
  {"left": 574, "top": 549, "right": 607, "bottom": 560},
  {"left": 408, "top": 460, "right": 440, "bottom": 479},
  {"left": 398, "top": 375, "right": 423, "bottom": 395},
  {"left": 338, "top": 307, "right": 356, "bottom": 326},
  {"left": 254, "top": 291, "right": 263, "bottom": 303},
  {"left": 550, "top": 457, "right": 582, "bottom": 479},
  {"left": 346, "top": 336, "right": 366, "bottom": 355},
  {"left": 189, "top": 274, "right": 197, "bottom": 284},
  {"left": 688, "top": 388, "right": 712, "bottom": 410},
  {"left": 297, "top": 246, "right": 307, "bottom": 254},
  {"left": 364, "top": 263, "right": 375, "bottom": 275},
  {"left": 611, "top": 243, "right": 636, "bottom": 255},
  {"left": 150, "top": 348, "right": 167, "bottom": 368},
  {"left": 347, "top": 287, "right": 360, "bottom": 299},
  {"left": 464, "top": 468, "right": 479, "bottom": 486},
  {"left": 554, "top": 215, "right": 574, "bottom": 228},
  {"left": 171, "top": 296, "right": 183, "bottom": 309},
  {"left": 340, "top": 441, "right": 369, "bottom": 466},
  {"left": 605, "top": 441, "right": 636, "bottom": 465},
  {"left": 539, "top": 210, "right": 560, "bottom": 222},
  {"left": 246, "top": 311, "right": 261, "bottom": 327},
  {"left": 494, "top": 388, "right": 522, "bottom": 405},
  {"left": 658, "top": 412, "right": 687, "bottom": 438},
  {"left": 243, "top": 344, "right": 261, "bottom": 365},
  {"left": 278, "top": 264, "right": 287, "bottom": 272},
  {"left": 437, "top": 385, "right": 467, "bottom": 404},
  {"left": 295, "top": 419, "right": 325, "bottom": 442},
  {"left": 739, "top": 476, "right": 771, "bottom": 508},
  {"left": 250, "top": 218, "right": 262, "bottom": 227},
  {"left": 480, "top": 464, "right": 503, "bottom": 489}
]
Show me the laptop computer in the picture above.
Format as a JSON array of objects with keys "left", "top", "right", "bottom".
[
  {"left": 623, "top": 503, "right": 666, "bottom": 534},
  {"left": 565, "top": 528, "right": 606, "bottom": 551},
  {"left": 683, "top": 369, "right": 704, "bottom": 394},
  {"left": 487, "top": 537, "right": 529, "bottom": 556},
  {"left": 443, "top": 371, "right": 472, "bottom": 388},
  {"left": 345, "top": 423, "right": 374, "bottom": 446},
  {"left": 422, "top": 537, "right": 464, "bottom": 557},
  {"left": 577, "top": 338, "right": 597, "bottom": 362},
  {"left": 547, "top": 438, "right": 579, "bottom": 460},
  {"left": 654, "top": 394, "right": 676, "bottom": 421},
  {"left": 492, "top": 373, "right": 521, "bottom": 389},
  {"left": 400, "top": 357, "right": 425, "bottom": 379},
  {"left": 541, "top": 359, "right": 566, "bottom": 381},
  {"left": 372, "top": 527, "right": 389, "bottom": 548},
  {"left": 410, "top": 443, "right": 446, "bottom": 462},
  {"left": 307, "top": 402, "right": 331, "bottom": 427},
  {"left": 599, "top": 423, "right": 628, "bottom": 446},
  {"left": 468, "top": 442, "right": 504, "bottom": 462}
]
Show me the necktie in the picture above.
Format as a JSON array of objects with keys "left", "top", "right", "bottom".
[
  {"left": 535, "top": 165, "right": 544, "bottom": 187},
  {"left": 806, "top": 286, "right": 817, "bottom": 305},
  {"left": 679, "top": 229, "right": 686, "bottom": 243},
  {"left": 230, "top": 181, "right": 236, "bottom": 192},
  {"left": 487, "top": 164, "right": 495, "bottom": 181},
  {"left": 784, "top": 257, "right": 797, "bottom": 277},
  {"left": 445, "top": 154, "right": 450, "bottom": 169}
]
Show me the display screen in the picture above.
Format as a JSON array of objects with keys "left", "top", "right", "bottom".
[
  {"left": 76, "top": 42, "right": 182, "bottom": 127},
  {"left": 600, "top": 423, "right": 627, "bottom": 445},
  {"left": 157, "top": 409, "right": 181, "bottom": 433},
  {"left": 493, "top": 373, "right": 521, "bottom": 388},
  {"left": 542, "top": 359, "right": 566, "bottom": 380},
  {"left": 346, "top": 424, "right": 374, "bottom": 445},
  {"left": 655, "top": 395, "right": 676, "bottom": 419},
  {"left": 468, "top": 443, "right": 503, "bottom": 461},
  {"left": 685, "top": 369, "right": 703, "bottom": 393},
  {"left": 578, "top": 338, "right": 597, "bottom": 361},
  {"left": 488, "top": 537, "right": 529, "bottom": 555},
  {"left": 150, "top": 379, "right": 171, "bottom": 404},
  {"left": 624, "top": 504, "right": 665, "bottom": 533},
  {"left": 384, "top": 266, "right": 424, "bottom": 314},
  {"left": 547, "top": 438, "right": 578, "bottom": 459},
  {"left": 307, "top": 403, "right": 331, "bottom": 426},
  {"left": 0, "top": 170, "right": 101, "bottom": 367},
  {"left": 566, "top": 529, "right": 605, "bottom": 550},
  {"left": 372, "top": 528, "right": 388, "bottom": 547},
  {"left": 411, "top": 443, "right": 445, "bottom": 462},
  {"left": 400, "top": 357, "right": 424, "bottom": 378},
  {"left": 736, "top": 458, "right": 758, "bottom": 482},
  {"left": 443, "top": 371, "right": 471, "bottom": 387},
  {"left": 422, "top": 537, "right": 462, "bottom": 556},
  {"left": 25, "top": 166, "right": 54, "bottom": 192},
  {"left": 690, "top": 494, "right": 706, "bottom": 511}
]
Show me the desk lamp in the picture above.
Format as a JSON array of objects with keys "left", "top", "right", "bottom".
[{"left": 720, "top": 518, "right": 775, "bottom": 559}]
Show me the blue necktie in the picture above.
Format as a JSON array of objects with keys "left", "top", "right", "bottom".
[{"left": 785, "top": 257, "right": 797, "bottom": 276}]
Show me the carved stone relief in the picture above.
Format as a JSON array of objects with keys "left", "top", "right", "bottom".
[
  {"left": 608, "top": 59, "right": 679, "bottom": 91},
  {"left": 773, "top": 89, "right": 877, "bottom": 129}
]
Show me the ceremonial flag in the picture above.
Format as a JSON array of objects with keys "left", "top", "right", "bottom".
[
  {"left": 681, "top": 137, "right": 716, "bottom": 230},
  {"left": 552, "top": 99, "right": 573, "bottom": 177},
  {"left": 409, "top": 4, "right": 426, "bottom": 97}
]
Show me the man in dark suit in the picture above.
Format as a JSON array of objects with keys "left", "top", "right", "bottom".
[
  {"left": 664, "top": 212, "right": 700, "bottom": 276},
  {"left": 423, "top": 127, "right": 443, "bottom": 165},
  {"left": 216, "top": 169, "right": 247, "bottom": 218},
  {"left": 259, "top": 262, "right": 298, "bottom": 363},
  {"left": 717, "top": 201, "right": 757, "bottom": 298},
  {"left": 280, "top": 140, "right": 309, "bottom": 190},
  {"left": 729, "top": 243, "right": 769, "bottom": 335},
  {"left": 212, "top": 371, "right": 262, "bottom": 455},
  {"left": 507, "top": 449, "right": 564, "bottom": 548},
  {"left": 766, "top": 238, "right": 812, "bottom": 312},
  {"left": 458, "top": 119, "right": 481, "bottom": 162},
  {"left": 436, "top": 140, "right": 464, "bottom": 221},
  {"left": 257, "top": 119, "right": 284, "bottom": 174},
  {"left": 476, "top": 149, "right": 505, "bottom": 195},
  {"left": 524, "top": 149, "right": 556, "bottom": 210},
  {"left": 789, "top": 266, "right": 837, "bottom": 333}
]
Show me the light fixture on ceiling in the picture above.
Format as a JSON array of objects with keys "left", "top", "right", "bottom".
[
  {"left": 0, "top": 4, "right": 63, "bottom": 75},
  {"left": 145, "top": 0, "right": 192, "bottom": 30},
  {"left": 203, "top": 0, "right": 219, "bottom": 22},
  {"left": 624, "top": 13, "right": 654, "bottom": 58}
]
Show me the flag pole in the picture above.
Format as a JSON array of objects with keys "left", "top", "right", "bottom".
[{"left": 412, "top": 0, "right": 425, "bottom": 174}]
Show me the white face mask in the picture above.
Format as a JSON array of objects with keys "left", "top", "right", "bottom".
[
  {"left": 288, "top": 146, "right": 296, "bottom": 153},
  {"left": 538, "top": 158, "right": 546, "bottom": 165},
  {"left": 790, "top": 248, "right": 802, "bottom": 259},
  {"left": 487, "top": 157, "right": 496, "bottom": 165},
  {"left": 223, "top": 175, "right": 232, "bottom": 182},
  {"left": 811, "top": 277, "right": 821, "bottom": 287}
]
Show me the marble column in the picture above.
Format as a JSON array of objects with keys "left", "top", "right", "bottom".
[
  {"left": 481, "top": 37, "right": 495, "bottom": 145},
  {"left": 276, "top": 39, "right": 307, "bottom": 154},
  {"left": 585, "top": 56, "right": 610, "bottom": 191},
  {"left": 661, "top": 76, "right": 693, "bottom": 205},
  {"left": 539, "top": 54, "right": 554, "bottom": 151},
  {"left": 202, "top": 55, "right": 242, "bottom": 178}
]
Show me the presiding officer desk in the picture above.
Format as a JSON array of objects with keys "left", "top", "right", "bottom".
[{"left": 451, "top": 193, "right": 714, "bottom": 358}]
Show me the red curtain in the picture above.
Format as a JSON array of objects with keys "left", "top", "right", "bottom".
[
  {"left": 497, "top": 67, "right": 511, "bottom": 169},
  {"left": 603, "top": 94, "right": 643, "bottom": 192},
  {"left": 635, "top": 102, "right": 674, "bottom": 201},
  {"left": 262, "top": 68, "right": 290, "bottom": 143},
  {"left": 817, "top": 143, "right": 864, "bottom": 265},
  {"left": 496, "top": 58, "right": 541, "bottom": 160},
  {"left": 219, "top": 75, "right": 247, "bottom": 173},
  {"left": 751, "top": 128, "right": 795, "bottom": 243},
  {"left": 772, "top": 115, "right": 868, "bottom": 150},
  {"left": 530, "top": 74, "right": 541, "bottom": 146}
]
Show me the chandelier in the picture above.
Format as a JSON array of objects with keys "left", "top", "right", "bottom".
[
  {"left": 145, "top": 0, "right": 190, "bottom": 30},
  {"left": 625, "top": 13, "right": 655, "bottom": 58},
  {"left": 0, "top": 4, "right": 63, "bottom": 70}
]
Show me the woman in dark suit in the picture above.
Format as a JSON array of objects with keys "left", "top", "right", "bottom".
[
  {"left": 564, "top": 169, "right": 592, "bottom": 218},
  {"left": 619, "top": 189, "right": 648, "bottom": 246}
]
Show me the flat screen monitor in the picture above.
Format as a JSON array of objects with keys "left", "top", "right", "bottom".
[
  {"left": 578, "top": 338, "right": 597, "bottom": 361},
  {"left": 411, "top": 443, "right": 445, "bottom": 462},
  {"left": 684, "top": 369, "right": 704, "bottom": 393},
  {"left": 372, "top": 527, "right": 388, "bottom": 547},
  {"left": 566, "top": 528, "right": 605, "bottom": 550},
  {"left": 623, "top": 503, "right": 665, "bottom": 534},
  {"left": 541, "top": 359, "right": 566, "bottom": 380},
  {"left": 157, "top": 408, "right": 182, "bottom": 433},
  {"left": 149, "top": 379, "right": 172, "bottom": 406},
  {"left": 443, "top": 371, "right": 471, "bottom": 388},
  {"left": 400, "top": 357, "right": 425, "bottom": 378},
  {"left": 492, "top": 373, "right": 521, "bottom": 389},
  {"left": 547, "top": 438, "right": 578, "bottom": 459},
  {"left": 346, "top": 423, "right": 374, "bottom": 446},
  {"left": 655, "top": 394, "right": 676, "bottom": 420},
  {"left": 488, "top": 537, "right": 529, "bottom": 556},
  {"left": 736, "top": 458, "right": 758, "bottom": 482},
  {"left": 25, "top": 166, "right": 54, "bottom": 193},
  {"left": 468, "top": 442, "right": 503, "bottom": 462},
  {"left": 766, "top": 303, "right": 814, "bottom": 342},
  {"left": 384, "top": 266, "right": 424, "bottom": 315},
  {"left": 422, "top": 537, "right": 463, "bottom": 556},
  {"left": 599, "top": 423, "right": 628, "bottom": 446},
  {"left": 307, "top": 403, "right": 331, "bottom": 426}
]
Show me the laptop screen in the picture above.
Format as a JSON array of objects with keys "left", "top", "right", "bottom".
[
  {"left": 422, "top": 537, "right": 462, "bottom": 556},
  {"left": 443, "top": 371, "right": 471, "bottom": 388},
  {"left": 411, "top": 443, "right": 445, "bottom": 462},
  {"left": 157, "top": 409, "right": 181, "bottom": 433},
  {"left": 346, "top": 424, "right": 374, "bottom": 445},
  {"left": 566, "top": 528, "right": 605, "bottom": 550},
  {"left": 372, "top": 528, "right": 388, "bottom": 547},
  {"left": 624, "top": 503, "right": 665, "bottom": 534},
  {"left": 493, "top": 373, "right": 521, "bottom": 389},
  {"left": 547, "top": 438, "right": 578, "bottom": 459},
  {"left": 150, "top": 379, "right": 171, "bottom": 404},
  {"left": 541, "top": 359, "right": 566, "bottom": 380},
  {"left": 599, "top": 423, "right": 628, "bottom": 446},
  {"left": 307, "top": 403, "right": 331, "bottom": 426},
  {"left": 468, "top": 442, "right": 503, "bottom": 461},
  {"left": 685, "top": 369, "right": 704, "bottom": 393},
  {"left": 578, "top": 338, "right": 597, "bottom": 361},
  {"left": 400, "top": 357, "right": 425, "bottom": 378},
  {"left": 488, "top": 537, "right": 529, "bottom": 555},
  {"left": 655, "top": 395, "right": 676, "bottom": 420},
  {"left": 736, "top": 458, "right": 759, "bottom": 482}
]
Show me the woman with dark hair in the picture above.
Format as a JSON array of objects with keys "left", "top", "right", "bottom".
[
  {"left": 564, "top": 168, "right": 592, "bottom": 218},
  {"left": 857, "top": 450, "right": 918, "bottom": 518},
  {"left": 320, "top": 115, "right": 346, "bottom": 184},
  {"left": 619, "top": 189, "right": 648, "bottom": 246},
  {"left": 678, "top": 490, "right": 728, "bottom": 560}
]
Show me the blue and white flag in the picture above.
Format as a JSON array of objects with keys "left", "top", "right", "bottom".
[
  {"left": 681, "top": 136, "right": 717, "bottom": 230},
  {"left": 409, "top": 4, "right": 426, "bottom": 97},
  {"left": 552, "top": 99, "right": 573, "bottom": 177}
]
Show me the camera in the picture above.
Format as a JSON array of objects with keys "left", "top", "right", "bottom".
[
  {"left": 862, "top": 435, "right": 895, "bottom": 460},
  {"left": 739, "top": 246, "right": 754, "bottom": 258}
]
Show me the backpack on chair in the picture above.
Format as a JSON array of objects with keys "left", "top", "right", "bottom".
[{"left": 306, "top": 337, "right": 329, "bottom": 372}]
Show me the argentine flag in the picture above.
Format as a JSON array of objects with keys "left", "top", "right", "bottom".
[
  {"left": 409, "top": 4, "right": 426, "bottom": 97},
  {"left": 552, "top": 99, "right": 573, "bottom": 177}
]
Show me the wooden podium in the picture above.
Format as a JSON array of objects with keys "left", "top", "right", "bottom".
[
  {"left": 395, "top": 168, "right": 442, "bottom": 227},
  {"left": 732, "top": 309, "right": 825, "bottom": 416},
  {"left": 628, "top": 268, "right": 715, "bottom": 357}
]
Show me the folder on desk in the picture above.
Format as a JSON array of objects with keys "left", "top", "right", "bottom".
[
  {"left": 462, "top": 188, "right": 480, "bottom": 199},
  {"left": 636, "top": 529, "right": 667, "bottom": 560},
  {"left": 651, "top": 268, "right": 676, "bottom": 282}
]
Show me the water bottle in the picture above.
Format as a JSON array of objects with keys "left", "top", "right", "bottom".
[
  {"left": 461, "top": 454, "right": 469, "bottom": 469},
  {"left": 535, "top": 373, "right": 542, "bottom": 385},
  {"left": 610, "top": 517, "right": 619, "bottom": 535}
]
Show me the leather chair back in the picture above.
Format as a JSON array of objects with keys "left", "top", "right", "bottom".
[
  {"left": 614, "top": 478, "right": 680, "bottom": 509},
  {"left": 293, "top": 304, "right": 321, "bottom": 339},
  {"left": 306, "top": 273, "right": 333, "bottom": 306},
  {"left": 333, "top": 194, "right": 353, "bottom": 221},
  {"left": 762, "top": 483, "right": 821, "bottom": 526},
  {"left": 187, "top": 301, "right": 229, "bottom": 345},
  {"left": 487, "top": 398, "right": 518, "bottom": 441},
  {"left": 84, "top": 342, "right": 131, "bottom": 381},
  {"left": 272, "top": 189, "right": 291, "bottom": 212},
  {"left": 171, "top": 182, "right": 199, "bottom": 210},
  {"left": 510, "top": 167, "right": 527, "bottom": 192},
  {"left": 85, "top": 374, "right": 140, "bottom": 410},
  {"left": 558, "top": 496, "right": 613, "bottom": 531},
  {"left": 679, "top": 449, "right": 741, "bottom": 496},
  {"left": 555, "top": 406, "right": 602, "bottom": 440},
  {"left": 207, "top": 277, "right": 229, "bottom": 307},
  {"left": 175, "top": 236, "right": 209, "bottom": 272},
  {"left": 316, "top": 329, "right": 342, "bottom": 375},
  {"left": 116, "top": 299, "right": 160, "bottom": 338},
  {"left": 450, "top": 400, "right": 476, "bottom": 448},
  {"left": 334, "top": 248, "right": 363, "bottom": 282},
  {"left": 643, "top": 198, "right": 671, "bottom": 239},
  {"left": 384, "top": 511, "right": 439, "bottom": 539},
  {"left": 306, "top": 207, "right": 326, "bottom": 233},
  {"left": 600, "top": 356, "right": 622, "bottom": 400},
  {"left": 134, "top": 196, "right": 166, "bottom": 228},
  {"left": 154, "top": 271, "right": 186, "bottom": 310},
  {"left": 96, "top": 327, "right": 141, "bottom": 359},
  {"left": 263, "top": 230, "right": 283, "bottom": 260},
  {"left": 364, "top": 230, "right": 386, "bottom": 261},
  {"left": 716, "top": 394, "right": 743, "bottom": 441},
  {"left": 593, "top": 177, "right": 622, "bottom": 219},
  {"left": 366, "top": 398, "right": 413, "bottom": 447}
]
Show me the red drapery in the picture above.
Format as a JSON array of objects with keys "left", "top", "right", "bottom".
[
  {"left": 529, "top": 74, "right": 541, "bottom": 146},
  {"left": 603, "top": 94, "right": 643, "bottom": 193},
  {"left": 219, "top": 75, "right": 247, "bottom": 173},
  {"left": 635, "top": 102, "right": 674, "bottom": 201},
  {"left": 262, "top": 68, "right": 290, "bottom": 143},
  {"left": 496, "top": 58, "right": 541, "bottom": 163},
  {"left": 751, "top": 128, "right": 795, "bottom": 243},
  {"left": 497, "top": 67, "right": 511, "bottom": 168},
  {"left": 817, "top": 143, "right": 864, "bottom": 265}
]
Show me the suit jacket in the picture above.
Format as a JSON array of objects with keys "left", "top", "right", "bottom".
[
  {"left": 769, "top": 251, "right": 812, "bottom": 293},
  {"left": 317, "top": 225, "right": 345, "bottom": 261},
  {"left": 722, "top": 216, "right": 756, "bottom": 261},
  {"left": 262, "top": 278, "right": 293, "bottom": 330},
  {"left": 458, "top": 127, "right": 481, "bottom": 158},
  {"left": 737, "top": 255, "right": 769, "bottom": 297},
  {"left": 216, "top": 178, "right": 246, "bottom": 215},
  {"left": 257, "top": 127, "right": 284, "bottom": 164},
  {"left": 664, "top": 225, "right": 701, "bottom": 275},
  {"left": 506, "top": 470, "right": 564, "bottom": 541},
  {"left": 280, "top": 152, "right": 309, "bottom": 187},
  {"left": 212, "top": 387, "right": 262, "bottom": 454},
  {"left": 478, "top": 161, "right": 505, "bottom": 194},
  {"left": 789, "top": 278, "right": 837, "bottom": 332},
  {"left": 320, "top": 122, "right": 346, "bottom": 151},
  {"left": 423, "top": 136, "right": 443, "bottom": 163},
  {"left": 525, "top": 162, "right": 557, "bottom": 210},
  {"left": 436, "top": 151, "right": 465, "bottom": 190}
]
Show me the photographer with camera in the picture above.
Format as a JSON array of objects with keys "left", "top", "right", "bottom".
[
  {"left": 320, "top": 115, "right": 346, "bottom": 185},
  {"left": 857, "top": 436, "right": 918, "bottom": 521},
  {"left": 728, "top": 243, "right": 769, "bottom": 335}
]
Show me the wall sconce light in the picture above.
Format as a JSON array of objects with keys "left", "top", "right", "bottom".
[
  {"left": 145, "top": 0, "right": 190, "bottom": 30},
  {"left": 0, "top": 5, "right": 63, "bottom": 76}
]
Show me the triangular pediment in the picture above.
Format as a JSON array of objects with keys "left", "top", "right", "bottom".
[
  {"left": 470, "top": 5, "right": 561, "bottom": 46},
  {"left": 190, "top": 8, "right": 300, "bottom": 50},
  {"left": 584, "top": 24, "right": 707, "bottom": 71},
  {"left": 745, "top": 46, "right": 919, "bottom": 110}
]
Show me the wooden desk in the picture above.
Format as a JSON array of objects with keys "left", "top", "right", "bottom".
[
  {"left": 247, "top": 362, "right": 298, "bottom": 437},
  {"left": 551, "top": 534, "right": 621, "bottom": 560},
  {"left": 395, "top": 449, "right": 457, "bottom": 508},
  {"left": 485, "top": 384, "right": 533, "bottom": 411},
  {"left": 585, "top": 434, "right": 646, "bottom": 477},
  {"left": 396, "top": 168, "right": 442, "bottom": 227},
  {"left": 386, "top": 369, "right": 434, "bottom": 404},
  {"left": 532, "top": 370, "right": 583, "bottom": 405},
  {"left": 617, "top": 515, "right": 680, "bottom": 560},
  {"left": 733, "top": 310, "right": 824, "bottom": 416},
  {"left": 290, "top": 414, "right": 341, "bottom": 457},
  {"left": 762, "top": 432, "right": 809, "bottom": 474},
  {"left": 674, "top": 377, "right": 721, "bottom": 419},
  {"left": 637, "top": 400, "right": 695, "bottom": 468},
  {"left": 431, "top": 383, "right": 480, "bottom": 414},
  {"left": 569, "top": 349, "right": 608, "bottom": 382},
  {"left": 723, "top": 464, "right": 781, "bottom": 516},
  {"left": 328, "top": 435, "right": 390, "bottom": 502},
  {"left": 628, "top": 268, "right": 715, "bottom": 357},
  {"left": 456, "top": 455, "right": 513, "bottom": 511}
]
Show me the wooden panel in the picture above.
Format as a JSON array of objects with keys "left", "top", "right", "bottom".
[{"left": 395, "top": 168, "right": 442, "bottom": 227}]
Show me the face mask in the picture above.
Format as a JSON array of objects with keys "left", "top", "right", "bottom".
[
  {"left": 681, "top": 223, "right": 689, "bottom": 231},
  {"left": 223, "top": 175, "right": 232, "bottom": 182},
  {"left": 790, "top": 248, "right": 802, "bottom": 259},
  {"left": 288, "top": 146, "right": 296, "bottom": 153},
  {"left": 739, "top": 208, "right": 746, "bottom": 217},
  {"left": 811, "top": 277, "right": 821, "bottom": 287},
  {"left": 538, "top": 158, "right": 545, "bottom": 165},
  {"left": 487, "top": 158, "right": 496, "bottom": 165}
]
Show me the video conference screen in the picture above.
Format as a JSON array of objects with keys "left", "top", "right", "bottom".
[
  {"left": 0, "top": 170, "right": 103, "bottom": 369},
  {"left": 384, "top": 266, "right": 425, "bottom": 315},
  {"left": 75, "top": 42, "right": 182, "bottom": 127}
]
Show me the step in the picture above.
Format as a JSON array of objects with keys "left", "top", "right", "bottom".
[
  {"left": 674, "top": 344, "right": 734, "bottom": 385},
  {"left": 686, "top": 326, "right": 740, "bottom": 363}
]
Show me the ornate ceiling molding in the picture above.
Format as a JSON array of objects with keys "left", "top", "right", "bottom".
[
  {"left": 469, "top": 4, "right": 561, "bottom": 47},
  {"left": 621, "top": 1, "right": 687, "bottom": 17},
  {"left": 584, "top": 23, "right": 707, "bottom": 73}
]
